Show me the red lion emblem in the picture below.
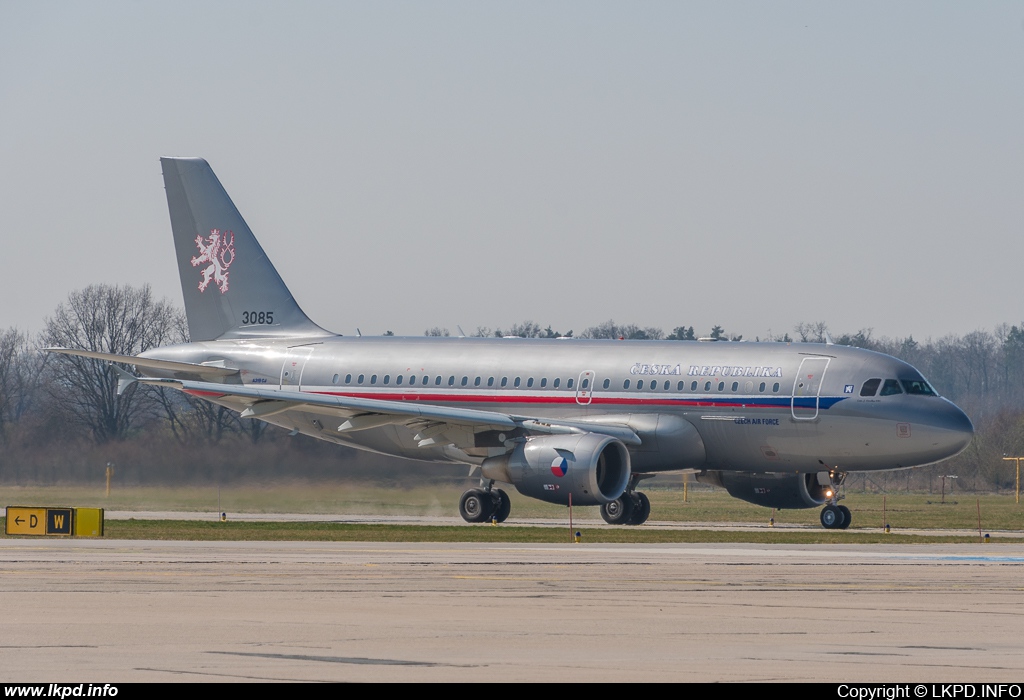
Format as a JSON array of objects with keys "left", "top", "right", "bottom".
[{"left": 191, "top": 229, "right": 235, "bottom": 294}]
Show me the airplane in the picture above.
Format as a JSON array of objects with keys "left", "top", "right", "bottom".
[{"left": 47, "top": 157, "right": 975, "bottom": 529}]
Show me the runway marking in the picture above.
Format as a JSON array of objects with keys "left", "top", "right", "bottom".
[
  {"left": 0, "top": 645, "right": 96, "bottom": 649},
  {"left": 135, "top": 667, "right": 331, "bottom": 682},
  {"left": 207, "top": 651, "right": 477, "bottom": 667}
]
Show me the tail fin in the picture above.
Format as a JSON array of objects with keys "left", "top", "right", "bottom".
[{"left": 160, "top": 157, "right": 328, "bottom": 341}]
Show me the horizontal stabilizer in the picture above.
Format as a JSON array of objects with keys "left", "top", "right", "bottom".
[{"left": 45, "top": 348, "right": 239, "bottom": 378}]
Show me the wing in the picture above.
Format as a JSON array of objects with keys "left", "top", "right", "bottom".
[
  {"left": 45, "top": 347, "right": 641, "bottom": 454},
  {"left": 126, "top": 375, "right": 642, "bottom": 449}
]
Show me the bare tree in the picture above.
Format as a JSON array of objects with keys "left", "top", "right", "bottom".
[
  {"left": 794, "top": 321, "right": 830, "bottom": 343},
  {"left": 41, "top": 284, "right": 184, "bottom": 443},
  {"left": 0, "top": 328, "right": 39, "bottom": 441},
  {"left": 580, "top": 320, "right": 664, "bottom": 340}
]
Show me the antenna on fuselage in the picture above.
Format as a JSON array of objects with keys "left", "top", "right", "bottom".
[
  {"left": 356, "top": 328, "right": 362, "bottom": 337},
  {"left": 457, "top": 325, "right": 466, "bottom": 338}
]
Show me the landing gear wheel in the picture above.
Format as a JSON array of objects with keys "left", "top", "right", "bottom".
[
  {"left": 459, "top": 489, "right": 494, "bottom": 523},
  {"left": 492, "top": 488, "right": 511, "bottom": 523},
  {"left": 820, "top": 504, "right": 846, "bottom": 530},
  {"left": 628, "top": 492, "right": 651, "bottom": 525},
  {"left": 837, "top": 505, "right": 852, "bottom": 530},
  {"left": 600, "top": 495, "right": 635, "bottom": 525}
]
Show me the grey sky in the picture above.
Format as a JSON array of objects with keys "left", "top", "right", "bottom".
[{"left": 2, "top": 1, "right": 1022, "bottom": 341}]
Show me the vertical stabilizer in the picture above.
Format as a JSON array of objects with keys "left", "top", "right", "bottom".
[{"left": 161, "top": 157, "right": 329, "bottom": 341}]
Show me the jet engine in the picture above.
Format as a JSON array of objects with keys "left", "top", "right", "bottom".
[
  {"left": 480, "top": 432, "right": 631, "bottom": 506},
  {"left": 696, "top": 470, "right": 831, "bottom": 509}
]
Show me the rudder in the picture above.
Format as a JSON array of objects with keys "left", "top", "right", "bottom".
[{"left": 160, "top": 157, "right": 328, "bottom": 341}]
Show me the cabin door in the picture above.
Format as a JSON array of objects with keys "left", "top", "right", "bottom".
[
  {"left": 280, "top": 346, "right": 315, "bottom": 391},
  {"left": 791, "top": 357, "right": 829, "bottom": 420}
]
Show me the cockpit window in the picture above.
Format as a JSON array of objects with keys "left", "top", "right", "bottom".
[
  {"left": 901, "top": 379, "right": 937, "bottom": 396},
  {"left": 879, "top": 379, "right": 903, "bottom": 396},
  {"left": 860, "top": 378, "right": 881, "bottom": 397}
]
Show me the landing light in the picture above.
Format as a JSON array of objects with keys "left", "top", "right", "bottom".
[{"left": 824, "top": 489, "right": 834, "bottom": 498}]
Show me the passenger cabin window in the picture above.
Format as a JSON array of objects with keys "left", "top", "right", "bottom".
[
  {"left": 474, "top": 377, "right": 481, "bottom": 387},
  {"left": 448, "top": 376, "right": 455, "bottom": 386},
  {"left": 541, "top": 378, "right": 547, "bottom": 388},
  {"left": 677, "top": 381, "right": 684, "bottom": 391},
  {"left": 623, "top": 379, "right": 631, "bottom": 389},
  {"left": 691, "top": 381, "right": 698, "bottom": 391},
  {"left": 371, "top": 374, "right": 378, "bottom": 385},
  {"left": 333, "top": 374, "right": 340, "bottom": 385},
  {"left": 461, "top": 376, "right": 468, "bottom": 386},
  {"left": 731, "top": 381, "right": 738, "bottom": 391},
  {"left": 501, "top": 377, "right": 508, "bottom": 388},
  {"left": 772, "top": 382, "right": 780, "bottom": 392},
  {"left": 637, "top": 380, "right": 644, "bottom": 390},
  {"left": 582, "top": 378, "right": 589, "bottom": 389},
  {"left": 663, "top": 380, "right": 670, "bottom": 390},
  {"left": 717, "top": 381, "right": 725, "bottom": 391},
  {"left": 434, "top": 376, "right": 441, "bottom": 385},
  {"left": 604, "top": 379, "right": 611, "bottom": 389},
  {"left": 396, "top": 375, "right": 403, "bottom": 385},
  {"left": 704, "top": 381, "right": 711, "bottom": 391},
  {"left": 759, "top": 382, "right": 766, "bottom": 392},
  {"left": 528, "top": 378, "right": 534, "bottom": 388},
  {"left": 860, "top": 378, "right": 881, "bottom": 397},
  {"left": 487, "top": 377, "right": 494, "bottom": 387},
  {"left": 514, "top": 377, "right": 521, "bottom": 388},
  {"left": 383, "top": 375, "right": 390, "bottom": 385},
  {"left": 554, "top": 378, "right": 560, "bottom": 388},
  {"left": 408, "top": 376, "right": 415, "bottom": 385},
  {"left": 567, "top": 378, "right": 574, "bottom": 389},
  {"left": 880, "top": 379, "right": 904, "bottom": 396},
  {"left": 358, "top": 374, "right": 365, "bottom": 384},
  {"left": 901, "top": 379, "right": 937, "bottom": 396}
]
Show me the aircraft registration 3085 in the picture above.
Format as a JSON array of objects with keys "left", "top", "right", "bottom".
[{"left": 48, "top": 158, "right": 974, "bottom": 529}]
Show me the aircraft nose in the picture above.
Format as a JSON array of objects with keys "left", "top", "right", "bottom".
[{"left": 936, "top": 400, "right": 974, "bottom": 457}]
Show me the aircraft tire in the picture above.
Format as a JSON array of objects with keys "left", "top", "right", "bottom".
[
  {"left": 628, "top": 492, "right": 651, "bottom": 525},
  {"left": 600, "top": 495, "right": 635, "bottom": 525},
  {"left": 820, "top": 504, "right": 845, "bottom": 529},
  {"left": 492, "top": 489, "right": 511, "bottom": 523},
  {"left": 459, "top": 489, "right": 494, "bottom": 523},
  {"left": 838, "top": 505, "right": 852, "bottom": 530}
]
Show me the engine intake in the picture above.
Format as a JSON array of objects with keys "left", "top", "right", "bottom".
[{"left": 481, "top": 433, "right": 631, "bottom": 506}]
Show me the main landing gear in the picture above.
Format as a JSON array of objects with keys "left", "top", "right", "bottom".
[
  {"left": 459, "top": 482, "right": 511, "bottom": 523},
  {"left": 819, "top": 471, "right": 851, "bottom": 530},
  {"left": 599, "top": 491, "right": 651, "bottom": 525},
  {"left": 600, "top": 475, "right": 652, "bottom": 526}
]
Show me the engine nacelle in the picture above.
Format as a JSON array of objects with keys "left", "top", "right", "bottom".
[
  {"left": 480, "top": 433, "right": 631, "bottom": 506},
  {"left": 696, "top": 470, "right": 831, "bottom": 509}
]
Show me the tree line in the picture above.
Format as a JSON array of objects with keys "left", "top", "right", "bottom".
[{"left": 2, "top": 283, "right": 1023, "bottom": 490}]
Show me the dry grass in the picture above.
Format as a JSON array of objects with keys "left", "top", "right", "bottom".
[{"left": 1, "top": 480, "right": 1021, "bottom": 531}]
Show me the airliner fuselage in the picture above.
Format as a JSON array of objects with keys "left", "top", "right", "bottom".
[
  {"left": 48, "top": 157, "right": 974, "bottom": 529},
  {"left": 143, "top": 334, "right": 972, "bottom": 477}
]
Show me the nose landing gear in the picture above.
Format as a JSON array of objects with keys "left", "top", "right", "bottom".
[
  {"left": 820, "top": 503, "right": 851, "bottom": 529},
  {"left": 819, "top": 471, "right": 850, "bottom": 529}
]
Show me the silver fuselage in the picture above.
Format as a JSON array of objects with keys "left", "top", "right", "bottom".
[{"left": 142, "top": 335, "right": 974, "bottom": 475}]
